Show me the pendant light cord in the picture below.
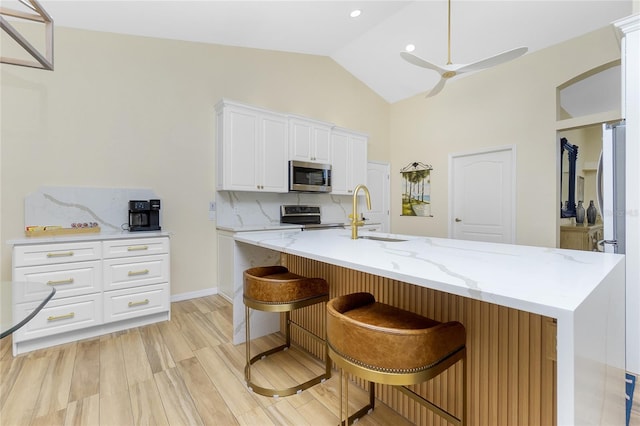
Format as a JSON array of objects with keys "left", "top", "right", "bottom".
[{"left": 447, "top": 0, "right": 452, "bottom": 65}]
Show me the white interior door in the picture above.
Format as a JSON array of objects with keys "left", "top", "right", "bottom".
[
  {"left": 366, "top": 162, "right": 390, "bottom": 233},
  {"left": 449, "top": 146, "right": 515, "bottom": 243}
]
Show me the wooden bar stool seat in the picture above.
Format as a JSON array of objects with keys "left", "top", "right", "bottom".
[
  {"left": 327, "top": 292, "right": 467, "bottom": 425},
  {"left": 244, "top": 266, "right": 331, "bottom": 397}
]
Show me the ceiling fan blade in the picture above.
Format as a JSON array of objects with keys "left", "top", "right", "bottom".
[
  {"left": 457, "top": 47, "right": 528, "bottom": 73},
  {"left": 400, "top": 51, "right": 447, "bottom": 74},
  {"left": 425, "top": 77, "right": 447, "bottom": 98}
]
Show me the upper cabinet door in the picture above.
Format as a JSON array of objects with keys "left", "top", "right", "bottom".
[
  {"left": 259, "top": 113, "right": 288, "bottom": 192},
  {"left": 289, "top": 117, "right": 332, "bottom": 163},
  {"left": 217, "top": 106, "right": 259, "bottom": 191},
  {"left": 216, "top": 100, "right": 288, "bottom": 193},
  {"left": 330, "top": 128, "right": 368, "bottom": 195}
]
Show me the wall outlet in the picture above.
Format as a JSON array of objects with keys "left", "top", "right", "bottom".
[{"left": 209, "top": 201, "right": 216, "bottom": 221}]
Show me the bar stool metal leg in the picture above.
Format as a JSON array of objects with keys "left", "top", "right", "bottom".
[
  {"left": 245, "top": 304, "right": 251, "bottom": 384},
  {"left": 244, "top": 301, "right": 331, "bottom": 397}
]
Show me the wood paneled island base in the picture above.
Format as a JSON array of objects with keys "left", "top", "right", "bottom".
[
  {"left": 283, "top": 253, "right": 556, "bottom": 426},
  {"left": 232, "top": 228, "right": 625, "bottom": 425}
]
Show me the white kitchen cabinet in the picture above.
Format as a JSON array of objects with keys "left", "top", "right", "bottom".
[
  {"left": 11, "top": 235, "right": 170, "bottom": 355},
  {"left": 288, "top": 116, "right": 332, "bottom": 163},
  {"left": 103, "top": 283, "right": 169, "bottom": 323},
  {"left": 13, "top": 293, "right": 103, "bottom": 342},
  {"left": 12, "top": 260, "right": 102, "bottom": 299},
  {"left": 216, "top": 100, "right": 288, "bottom": 192},
  {"left": 102, "top": 238, "right": 170, "bottom": 324},
  {"left": 330, "top": 127, "right": 368, "bottom": 195}
]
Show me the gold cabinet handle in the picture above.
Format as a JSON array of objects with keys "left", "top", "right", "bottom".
[
  {"left": 128, "top": 269, "right": 149, "bottom": 276},
  {"left": 47, "top": 278, "right": 74, "bottom": 286},
  {"left": 127, "top": 245, "right": 149, "bottom": 251},
  {"left": 48, "top": 312, "right": 75, "bottom": 321},
  {"left": 128, "top": 299, "right": 149, "bottom": 307},
  {"left": 47, "top": 251, "right": 74, "bottom": 258}
]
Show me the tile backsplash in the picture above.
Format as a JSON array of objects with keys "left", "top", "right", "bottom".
[
  {"left": 24, "top": 186, "right": 159, "bottom": 232},
  {"left": 216, "top": 191, "right": 354, "bottom": 228}
]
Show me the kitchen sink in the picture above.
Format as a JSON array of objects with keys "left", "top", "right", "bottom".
[{"left": 358, "top": 235, "right": 407, "bottom": 242}]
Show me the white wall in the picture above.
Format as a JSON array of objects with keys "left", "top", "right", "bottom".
[
  {"left": 389, "top": 26, "right": 621, "bottom": 247},
  {"left": 0, "top": 27, "right": 391, "bottom": 297}
]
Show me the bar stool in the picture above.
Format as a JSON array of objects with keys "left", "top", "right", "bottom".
[
  {"left": 326, "top": 292, "right": 467, "bottom": 425},
  {"left": 243, "top": 265, "right": 332, "bottom": 397}
]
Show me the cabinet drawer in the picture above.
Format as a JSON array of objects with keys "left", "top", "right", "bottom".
[
  {"left": 103, "top": 254, "right": 169, "bottom": 290},
  {"left": 13, "top": 293, "right": 102, "bottom": 342},
  {"left": 13, "top": 261, "right": 102, "bottom": 302},
  {"left": 13, "top": 241, "right": 102, "bottom": 267},
  {"left": 103, "top": 238, "right": 169, "bottom": 259},
  {"left": 103, "top": 283, "right": 169, "bottom": 323}
]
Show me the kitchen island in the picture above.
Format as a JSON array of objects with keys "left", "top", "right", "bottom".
[{"left": 231, "top": 228, "right": 625, "bottom": 425}]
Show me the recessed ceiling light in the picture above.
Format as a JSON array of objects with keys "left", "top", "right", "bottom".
[
  {"left": 405, "top": 44, "right": 416, "bottom": 52},
  {"left": 350, "top": 9, "right": 361, "bottom": 18}
]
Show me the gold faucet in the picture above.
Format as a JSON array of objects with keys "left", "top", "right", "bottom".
[{"left": 350, "top": 184, "right": 372, "bottom": 239}]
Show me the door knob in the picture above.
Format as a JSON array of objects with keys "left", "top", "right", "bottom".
[{"left": 455, "top": 218, "right": 462, "bottom": 222}]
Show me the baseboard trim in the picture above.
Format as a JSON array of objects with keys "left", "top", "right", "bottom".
[{"left": 171, "top": 287, "right": 218, "bottom": 302}]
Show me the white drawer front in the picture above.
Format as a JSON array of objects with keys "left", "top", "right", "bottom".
[
  {"left": 104, "top": 283, "right": 169, "bottom": 323},
  {"left": 103, "top": 238, "right": 169, "bottom": 259},
  {"left": 13, "top": 293, "right": 102, "bottom": 342},
  {"left": 103, "top": 254, "right": 169, "bottom": 290},
  {"left": 13, "top": 261, "right": 102, "bottom": 303},
  {"left": 13, "top": 241, "right": 102, "bottom": 267}
]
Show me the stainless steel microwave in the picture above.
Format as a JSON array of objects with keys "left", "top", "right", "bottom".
[{"left": 289, "top": 160, "right": 332, "bottom": 193}]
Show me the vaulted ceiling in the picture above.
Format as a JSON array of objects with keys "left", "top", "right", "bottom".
[{"left": 7, "top": 1, "right": 635, "bottom": 103}]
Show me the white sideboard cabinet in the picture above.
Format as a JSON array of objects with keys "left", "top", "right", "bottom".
[
  {"left": 288, "top": 115, "right": 332, "bottom": 164},
  {"left": 216, "top": 100, "right": 289, "bottom": 193},
  {"left": 11, "top": 235, "right": 170, "bottom": 355},
  {"left": 330, "top": 127, "right": 368, "bottom": 195}
]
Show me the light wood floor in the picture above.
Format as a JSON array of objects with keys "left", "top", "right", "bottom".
[
  {"left": 0, "top": 295, "right": 411, "bottom": 426},
  {"left": 0, "top": 295, "right": 638, "bottom": 426}
]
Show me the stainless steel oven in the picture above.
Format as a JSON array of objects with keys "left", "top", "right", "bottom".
[{"left": 289, "top": 160, "right": 331, "bottom": 193}]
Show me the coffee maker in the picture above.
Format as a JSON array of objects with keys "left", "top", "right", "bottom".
[{"left": 128, "top": 199, "right": 161, "bottom": 232}]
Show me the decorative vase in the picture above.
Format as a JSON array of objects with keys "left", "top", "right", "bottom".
[
  {"left": 587, "top": 200, "right": 597, "bottom": 225},
  {"left": 576, "top": 200, "right": 585, "bottom": 224}
]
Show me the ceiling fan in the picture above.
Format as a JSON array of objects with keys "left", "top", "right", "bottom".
[{"left": 400, "top": 0, "right": 527, "bottom": 97}]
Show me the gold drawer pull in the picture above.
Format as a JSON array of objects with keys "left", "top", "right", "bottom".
[
  {"left": 47, "top": 251, "right": 74, "bottom": 258},
  {"left": 47, "top": 278, "right": 74, "bottom": 286},
  {"left": 128, "top": 299, "right": 149, "bottom": 307},
  {"left": 47, "top": 312, "right": 75, "bottom": 321},
  {"left": 127, "top": 245, "right": 149, "bottom": 251},
  {"left": 128, "top": 269, "right": 149, "bottom": 276}
]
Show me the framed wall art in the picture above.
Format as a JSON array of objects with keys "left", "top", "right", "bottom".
[{"left": 400, "top": 162, "right": 433, "bottom": 217}]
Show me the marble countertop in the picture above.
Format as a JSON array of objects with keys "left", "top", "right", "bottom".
[
  {"left": 233, "top": 228, "right": 625, "bottom": 318},
  {"left": 7, "top": 231, "right": 171, "bottom": 246}
]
